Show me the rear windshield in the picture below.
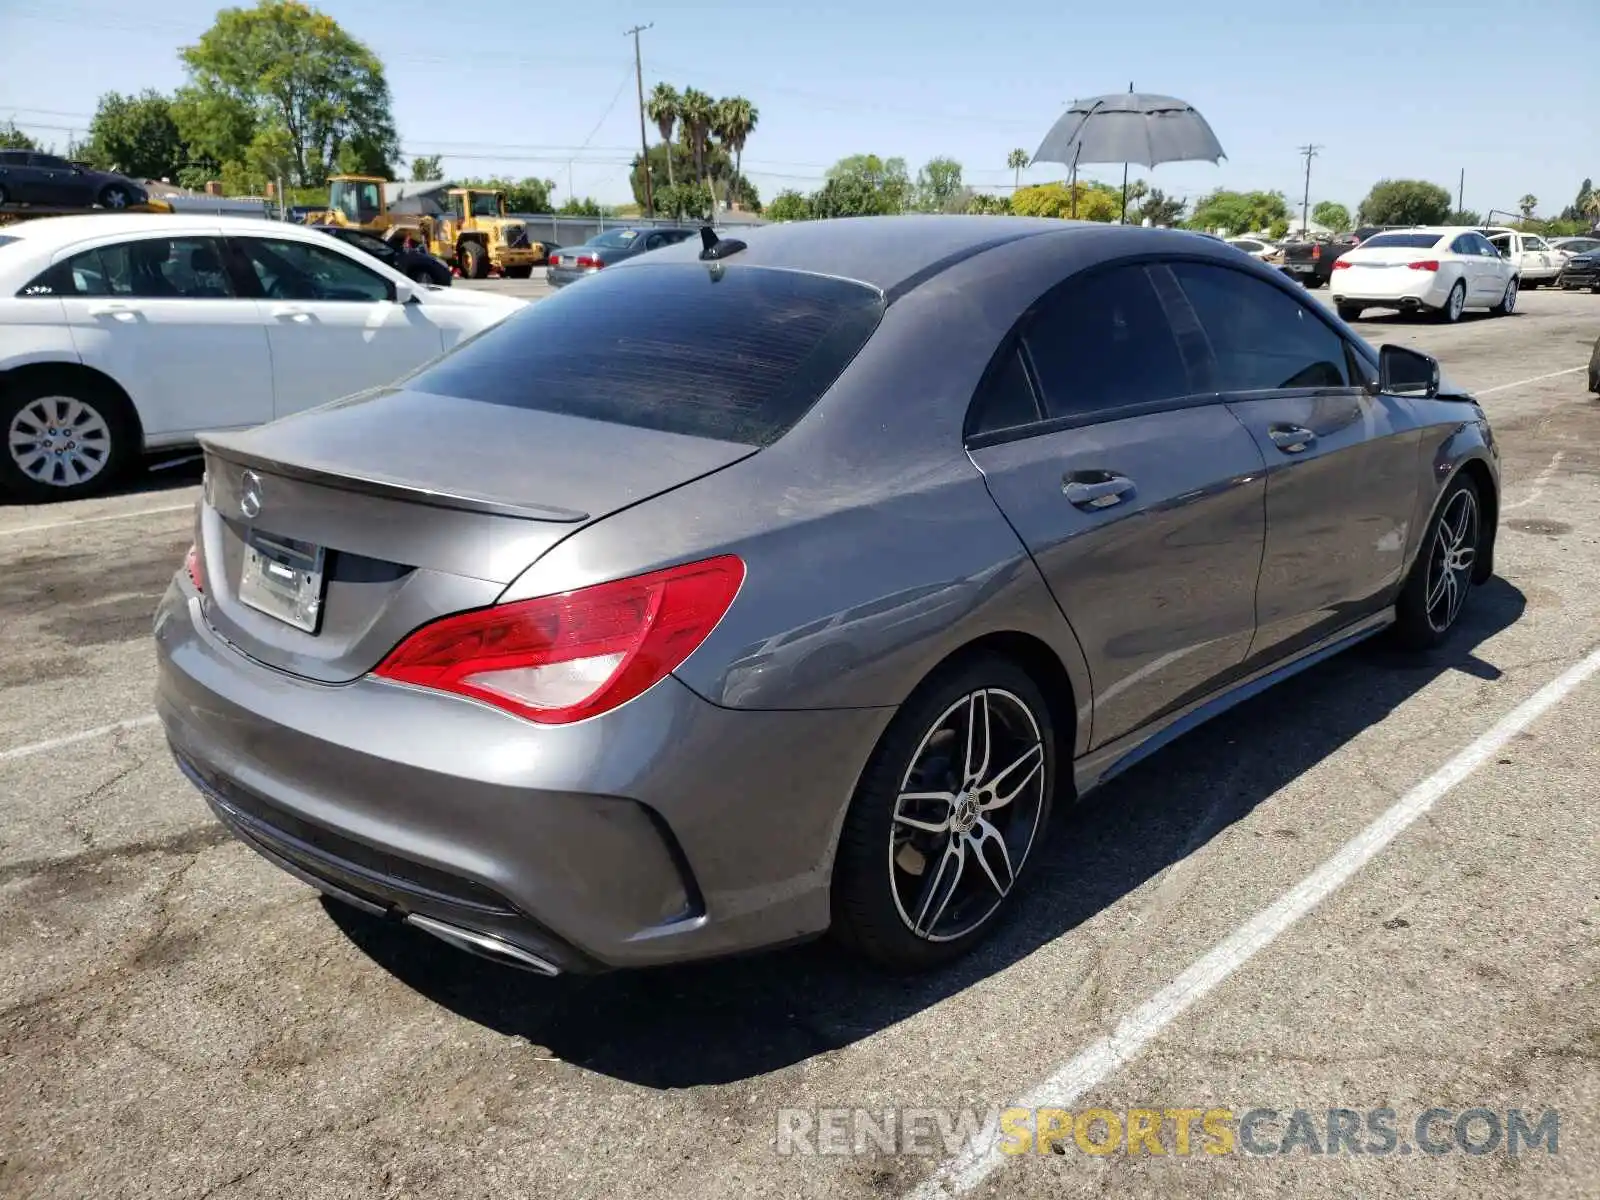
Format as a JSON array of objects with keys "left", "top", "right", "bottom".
[
  {"left": 406, "top": 263, "right": 885, "bottom": 446},
  {"left": 589, "top": 229, "right": 641, "bottom": 249},
  {"left": 1357, "top": 233, "right": 1442, "bottom": 250}
]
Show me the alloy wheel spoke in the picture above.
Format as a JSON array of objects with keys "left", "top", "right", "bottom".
[
  {"left": 912, "top": 838, "right": 966, "bottom": 937},
  {"left": 979, "top": 742, "right": 1043, "bottom": 811},
  {"left": 964, "top": 816, "right": 1015, "bottom": 898},
  {"left": 963, "top": 691, "right": 991, "bottom": 785},
  {"left": 894, "top": 790, "right": 957, "bottom": 834}
]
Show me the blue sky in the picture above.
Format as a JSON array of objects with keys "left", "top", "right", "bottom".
[{"left": 3, "top": 0, "right": 1597, "bottom": 218}]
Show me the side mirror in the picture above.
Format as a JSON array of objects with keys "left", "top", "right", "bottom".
[
  {"left": 393, "top": 278, "right": 419, "bottom": 305},
  {"left": 1377, "top": 344, "right": 1439, "bottom": 398}
]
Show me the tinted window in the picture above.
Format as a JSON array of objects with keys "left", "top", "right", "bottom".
[
  {"left": 1022, "top": 264, "right": 1191, "bottom": 421},
  {"left": 1523, "top": 236, "right": 1548, "bottom": 251},
  {"left": 0, "top": 151, "right": 28, "bottom": 166},
  {"left": 406, "top": 264, "right": 885, "bottom": 446},
  {"left": 236, "top": 237, "right": 392, "bottom": 301},
  {"left": 1173, "top": 262, "right": 1349, "bottom": 391},
  {"left": 29, "top": 154, "right": 70, "bottom": 169},
  {"left": 1356, "top": 232, "right": 1444, "bottom": 250},
  {"left": 966, "top": 344, "right": 1041, "bottom": 438},
  {"left": 1449, "top": 235, "right": 1476, "bottom": 255},
  {"left": 92, "top": 237, "right": 236, "bottom": 298},
  {"left": 1473, "top": 235, "right": 1501, "bottom": 258}
]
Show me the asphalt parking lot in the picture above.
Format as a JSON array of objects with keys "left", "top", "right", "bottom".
[{"left": 2, "top": 286, "right": 1597, "bottom": 1199}]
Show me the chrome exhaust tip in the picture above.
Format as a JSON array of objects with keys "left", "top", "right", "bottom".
[{"left": 404, "top": 913, "right": 561, "bottom": 976}]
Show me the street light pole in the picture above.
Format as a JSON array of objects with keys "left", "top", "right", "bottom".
[{"left": 625, "top": 23, "right": 655, "bottom": 217}]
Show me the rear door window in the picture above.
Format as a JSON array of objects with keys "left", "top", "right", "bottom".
[
  {"left": 1173, "top": 261, "right": 1350, "bottom": 392},
  {"left": 404, "top": 264, "right": 885, "bottom": 446},
  {"left": 233, "top": 236, "right": 393, "bottom": 302},
  {"left": 95, "top": 236, "right": 237, "bottom": 298},
  {"left": 1020, "top": 263, "right": 1193, "bottom": 422}
]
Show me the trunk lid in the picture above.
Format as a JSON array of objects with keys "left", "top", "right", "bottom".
[{"left": 195, "top": 386, "right": 757, "bottom": 684}]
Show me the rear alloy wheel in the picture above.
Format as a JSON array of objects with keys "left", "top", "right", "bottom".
[
  {"left": 1336, "top": 304, "right": 1364, "bottom": 322},
  {"left": 1438, "top": 280, "right": 1466, "bottom": 324},
  {"left": 97, "top": 184, "right": 131, "bottom": 209},
  {"left": 831, "top": 656, "right": 1055, "bottom": 970},
  {"left": 1491, "top": 276, "right": 1517, "bottom": 316},
  {"left": 1392, "top": 474, "right": 1482, "bottom": 650},
  {"left": 2, "top": 381, "right": 135, "bottom": 501}
]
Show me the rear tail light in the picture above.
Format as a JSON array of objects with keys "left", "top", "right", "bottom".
[
  {"left": 184, "top": 544, "right": 205, "bottom": 593},
  {"left": 1408, "top": 260, "right": 1440, "bottom": 272},
  {"left": 372, "top": 555, "right": 745, "bottom": 724},
  {"left": 1332, "top": 260, "right": 1352, "bottom": 270},
  {"left": 575, "top": 254, "right": 603, "bottom": 269},
  {"left": 1312, "top": 244, "right": 1322, "bottom": 261}
]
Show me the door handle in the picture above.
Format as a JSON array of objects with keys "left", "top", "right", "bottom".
[
  {"left": 1269, "top": 425, "right": 1317, "bottom": 454},
  {"left": 86, "top": 303, "right": 136, "bottom": 322},
  {"left": 1062, "top": 472, "right": 1136, "bottom": 510},
  {"left": 271, "top": 306, "right": 312, "bottom": 322}
]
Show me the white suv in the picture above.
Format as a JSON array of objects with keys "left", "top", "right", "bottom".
[{"left": 0, "top": 214, "right": 525, "bottom": 500}]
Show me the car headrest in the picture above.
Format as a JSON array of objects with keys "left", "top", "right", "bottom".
[{"left": 189, "top": 244, "right": 222, "bottom": 273}]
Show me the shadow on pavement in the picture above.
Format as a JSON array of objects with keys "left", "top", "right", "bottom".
[
  {"left": 328, "top": 577, "right": 1527, "bottom": 1088},
  {"left": 0, "top": 454, "right": 203, "bottom": 508}
]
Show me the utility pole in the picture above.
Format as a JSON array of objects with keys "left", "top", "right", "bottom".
[
  {"left": 1458, "top": 168, "right": 1465, "bottom": 217},
  {"left": 1298, "top": 143, "right": 1321, "bottom": 235},
  {"left": 625, "top": 22, "right": 655, "bottom": 217}
]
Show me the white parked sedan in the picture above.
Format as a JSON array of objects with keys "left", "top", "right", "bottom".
[
  {"left": 1329, "top": 227, "right": 1517, "bottom": 324},
  {"left": 0, "top": 214, "right": 525, "bottom": 499}
]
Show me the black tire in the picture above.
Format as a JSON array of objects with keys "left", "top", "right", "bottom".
[
  {"left": 459, "top": 241, "right": 489, "bottom": 279},
  {"left": 830, "top": 654, "right": 1058, "bottom": 971},
  {"left": 1491, "top": 276, "right": 1518, "bottom": 317},
  {"left": 0, "top": 182, "right": 9, "bottom": 206},
  {"left": 504, "top": 265, "right": 533, "bottom": 279},
  {"left": 97, "top": 184, "right": 132, "bottom": 210},
  {"left": 408, "top": 267, "right": 433, "bottom": 285},
  {"left": 1336, "top": 304, "right": 1364, "bottom": 322},
  {"left": 1391, "top": 473, "right": 1483, "bottom": 651},
  {"left": 1435, "top": 280, "right": 1466, "bottom": 324},
  {"left": 0, "top": 373, "right": 138, "bottom": 502}
]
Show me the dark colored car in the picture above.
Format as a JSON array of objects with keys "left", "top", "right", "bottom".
[
  {"left": 545, "top": 226, "right": 698, "bottom": 287},
  {"left": 1589, "top": 331, "right": 1599, "bottom": 393},
  {"left": 156, "top": 216, "right": 1501, "bottom": 977},
  {"left": 0, "top": 150, "right": 148, "bottom": 209},
  {"left": 1559, "top": 249, "right": 1600, "bottom": 293},
  {"left": 310, "top": 225, "right": 453, "bottom": 286}
]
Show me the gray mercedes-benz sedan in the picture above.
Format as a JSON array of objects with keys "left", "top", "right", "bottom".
[{"left": 155, "top": 216, "right": 1501, "bottom": 976}]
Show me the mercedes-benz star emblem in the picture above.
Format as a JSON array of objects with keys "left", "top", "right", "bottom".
[{"left": 240, "top": 470, "right": 263, "bottom": 519}]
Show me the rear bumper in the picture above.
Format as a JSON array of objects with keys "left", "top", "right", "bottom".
[
  {"left": 1560, "top": 269, "right": 1599, "bottom": 289},
  {"left": 1329, "top": 273, "right": 1453, "bottom": 310},
  {"left": 154, "top": 578, "right": 893, "bottom": 971},
  {"left": 545, "top": 265, "right": 596, "bottom": 288}
]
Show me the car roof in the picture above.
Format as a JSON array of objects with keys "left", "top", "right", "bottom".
[
  {"left": 611, "top": 214, "right": 1139, "bottom": 294},
  {"left": 0, "top": 213, "right": 322, "bottom": 247}
]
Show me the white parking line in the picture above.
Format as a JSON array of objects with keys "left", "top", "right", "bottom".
[
  {"left": 0, "top": 501, "right": 194, "bottom": 539},
  {"left": 1475, "top": 364, "right": 1585, "bottom": 395},
  {"left": 910, "top": 645, "right": 1600, "bottom": 1199},
  {"left": 0, "top": 714, "right": 161, "bottom": 764},
  {"left": 1504, "top": 450, "right": 1567, "bottom": 511}
]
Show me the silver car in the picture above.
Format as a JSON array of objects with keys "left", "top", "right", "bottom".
[
  {"left": 544, "top": 225, "right": 698, "bottom": 287},
  {"left": 155, "top": 216, "right": 1501, "bottom": 975}
]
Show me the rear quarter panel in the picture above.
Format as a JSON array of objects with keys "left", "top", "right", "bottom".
[{"left": 0, "top": 295, "right": 78, "bottom": 371}]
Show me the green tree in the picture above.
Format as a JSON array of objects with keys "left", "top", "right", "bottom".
[
  {"left": 0, "top": 121, "right": 38, "bottom": 151},
  {"left": 1518, "top": 193, "right": 1538, "bottom": 220},
  {"left": 645, "top": 83, "right": 679, "bottom": 198},
  {"left": 1559, "top": 178, "right": 1593, "bottom": 223},
  {"left": 1356, "top": 179, "right": 1451, "bottom": 227},
  {"left": 766, "top": 189, "right": 812, "bottom": 222},
  {"left": 1137, "top": 187, "right": 1186, "bottom": 227},
  {"left": 822, "top": 154, "right": 911, "bottom": 213},
  {"left": 409, "top": 154, "right": 443, "bottom": 182},
  {"left": 1012, "top": 181, "right": 1120, "bottom": 221},
  {"left": 1311, "top": 200, "right": 1351, "bottom": 232},
  {"left": 631, "top": 141, "right": 747, "bottom": 214},
  {"left": 1446, "top": 208, "right": 1482, "bottom": 226},
  {"left": 456, "top": 176, "right": 555, "bottom": 213},
  {"left": 966, "top": 192, "right": 1012, "bottom": 216},
  {"left": 558, "top": 196, "right": 611, "bottom": 217},
  {"left": 1187, "top": 189, "right": 1291, "bottom": 235},
  {"left": 915, "top": 156, "right": 964, "bottom": 213},
  {"left": 176, "top": 0, "right": 399, "bottom": 188},
  {"left": 84, "top": 90, "right": 185, "bottom": 180},
  {"left": 677, "top": 88, "right": 715, "bottom": 189},
  {"left": 1006, "top": 147, "right": 1028, "bottom": 191},
  {"left": 712, "top": 95, "right": 758, "bottom": 210}
]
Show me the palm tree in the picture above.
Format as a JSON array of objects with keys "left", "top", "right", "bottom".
[
  {"left": 1006, "top": 148, "right": 1028, "bottom": 191},
  {"left": 646, "top": 83, "right": 679, "bottom": 191},
  {"left": 713, "top": 96, "right": 758, "bottom": 211},
  {"left": 1585, "top": 190, "right": 1600, "bottom": 228},
  {"left": 677, "top": 88, "right": 715, "bottom": 191},
  {"left": 1519, "top": 193, "right": 1538, "bottom": 220}
]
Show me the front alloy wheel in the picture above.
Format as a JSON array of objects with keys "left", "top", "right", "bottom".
[
  {"left": 8, "top": 395, "right": 113, "bottom": 490},
  {"left": 1422, "top": 486, "right": 1479, "bottom": 635},
  {"left": 831, "top": 656, "right": 1057, "bottom": 970}
]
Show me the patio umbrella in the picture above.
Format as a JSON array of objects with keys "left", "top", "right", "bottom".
[{"left": 1031, "top": 86, "right": 1226, "bottom": 223}]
